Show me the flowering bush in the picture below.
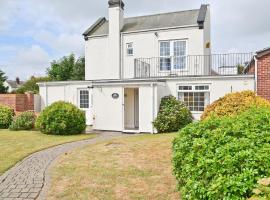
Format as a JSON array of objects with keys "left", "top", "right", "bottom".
[{"left": 201, "top": 91, "right": 270, "bottom": 120}]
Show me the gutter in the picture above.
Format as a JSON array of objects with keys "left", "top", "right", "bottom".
[{"left": 84, "top": 24, "right": 199, "bottom": 40}]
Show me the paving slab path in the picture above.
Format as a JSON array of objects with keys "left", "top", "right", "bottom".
[{"left": 0, "top": 132, "right": 128, "bottom": 200}]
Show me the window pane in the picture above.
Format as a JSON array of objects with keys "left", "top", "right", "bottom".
[
  {"left": 160, "top": 57, "right": 171, "bottom": 70},
  {"left": 160, "top": 42, "right": 171, "bottom": 71},
  {"left": 178, "top": 92, "right": 206, "bottom": 112},
  {"left": 174, "top": 41, "right": 186, "bottom": 57},
  {"left": 174, "top": 56, "right": 186, "bottom": 69},
  {"left": 179, "top": 86, "right": 192, "bottom": 90},
  {"left": 195, "top": 85, "right": 210, "bottom": 90},
  {"left": 173, "top": 41, "right": 186, "bottom": 69},
  {"left": 80, "top": 90, "right": 89, "bottom": 109},
  {"left": 160, "top": 42, "right": 170, "bottom": 56}
]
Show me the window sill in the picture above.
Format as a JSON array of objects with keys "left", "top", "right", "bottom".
[{"left": 191, "top": 111, "right": 204, "bottom": 114}]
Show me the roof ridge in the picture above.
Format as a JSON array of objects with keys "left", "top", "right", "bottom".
[{"left": 124, "top": 9, "right": 199, "bottom": 20}]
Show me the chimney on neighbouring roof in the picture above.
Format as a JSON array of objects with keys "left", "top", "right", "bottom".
[
  {"left": 108, "top": 0, "right": 125, "bottom": 79},
  {"left": 16, "top": 77, "right": 20, "bottom": 85}
]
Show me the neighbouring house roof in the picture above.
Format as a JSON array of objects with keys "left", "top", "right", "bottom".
[
  {"left": 245, "top": 47, "right": 270, "bottom": 73},
  {"left": 83, "top": 5, "right": 208, "bottom": 39},
  {"left": 256, "top": 47, "right": 270, "bottom": 58},
  {"left": 5, "top": 80, "right": 24, "bottom": 89}
]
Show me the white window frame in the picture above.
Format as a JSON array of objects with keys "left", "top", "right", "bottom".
[
  {"left": 159, "top": 40, "right": 187, "bottom": 71},
  {"left": 78, "top": 89, "right": 90, "bottom": 110},
  {"left": 126, "top": 43, "right": 134, "bottom": 56},
  {"left": 177, "top": 84, "right": 210, "bottom": 113}
]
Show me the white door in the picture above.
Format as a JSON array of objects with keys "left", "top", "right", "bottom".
[{"left": 78, "top": 89, "right": 93, "bottom": 126}]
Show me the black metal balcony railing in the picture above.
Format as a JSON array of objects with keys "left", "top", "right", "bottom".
[{"left": 134, "top": 53, "right": 254, "bottom": 78}]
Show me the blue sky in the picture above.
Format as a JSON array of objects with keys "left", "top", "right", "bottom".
[{"left": 0, "top": 0, "right": 270, "bottom": 80}]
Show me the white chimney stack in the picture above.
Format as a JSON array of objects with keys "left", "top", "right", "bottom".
[{"left": 108, "top": 0, "right": 124, "bottom": 79}]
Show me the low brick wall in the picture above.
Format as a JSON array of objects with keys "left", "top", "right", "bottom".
[{"left": 0, "top": 93, "right": 34, "bottom": 112}]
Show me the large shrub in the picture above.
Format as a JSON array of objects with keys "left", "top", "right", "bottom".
[
  {"left": 201, "top": 91, "right": 270, "bottom": 120},
  {"left": 0, "top": 105, "right": 14, "bottom": 129},
  {"left": 172, "top": 107, "right": 270, "bottom": 200},
  {"left": 36, "top": 101, "right": 86, "bottom": 135},
  {"left": 153, "top": 95, "right": 192, "bottom": 133},
  {"left": 9, "top": 111, "right": 36, "bottom": 131}
]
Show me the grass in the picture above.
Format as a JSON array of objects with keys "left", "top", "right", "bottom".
[
  {"left": 0, "top": 130, "right": 96, "bottom": 175},
  {"left": 47, "top": 133, "right": 180, "bottom": 200}
]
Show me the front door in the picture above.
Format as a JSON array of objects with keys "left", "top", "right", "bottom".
[{"left": 124, "top": 88, "right": 139, "bottom": 130}]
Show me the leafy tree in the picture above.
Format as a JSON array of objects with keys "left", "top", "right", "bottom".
[
  {"left": 17, "top": 76, "right": 51, "bottom": 94},
  {"left": 72, "top": 57, "right": 85, "bottom": 80},
  {"left": 0, "top": 70, "right": 8, "bottom": 94},
  {"left": 237, "top": 64, "right": 245, "bottom": 74},
  {"left": 47, "top": 54, "right": 85, "bottom": 81}
]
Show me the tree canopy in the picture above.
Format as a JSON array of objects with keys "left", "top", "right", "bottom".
[
  {"left": 46, "top": 54, "right": 85, "bottom": 81},
  {"left": 16, "top": 76, "right": 51, "bottom": 94},
  {"left": 0, "top": 70, "right": 8, "bottom": 94}
]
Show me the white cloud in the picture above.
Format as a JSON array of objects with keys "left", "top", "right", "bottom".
[
  {"left": 2, "top": 45, "right": 50, "bottom": 80},
  {"left": 34, "top": 31, "right": 84, "bottom": 56}
]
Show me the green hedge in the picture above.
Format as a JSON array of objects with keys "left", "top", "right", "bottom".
[
  {"left": 172, "top": 107, "right": 270, "bottom": 200},
  {"left": 36, "top": 101, "right": 86, "bottom": 135},
  {"left": 9, "top": 111, "right": 36, "bottom": 131},
  {"left": 153, "top": 95, "right": 192, "bottom": 133},
  {"left": 0, "top": 105, "right": 14, "bottom": 129}
]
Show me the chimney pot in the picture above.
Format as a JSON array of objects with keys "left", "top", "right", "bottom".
[{"left": 108, "top": 0, "right": 124, "bottom": 9}]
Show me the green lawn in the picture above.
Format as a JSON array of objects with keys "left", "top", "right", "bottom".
[
  {"left": 0, "top": 130, "right": 96, "bottom": 175},
  {"left": 47, "top": 133, "right": 180, "bottom": 200}
]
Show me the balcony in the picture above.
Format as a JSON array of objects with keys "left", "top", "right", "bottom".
[{"left": 134, "top": 53, "right": 254, "bottom": 78}]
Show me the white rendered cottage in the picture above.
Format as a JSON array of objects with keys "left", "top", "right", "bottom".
[{"left": 38, "top": 0, "right": 255, "bottom": 133}]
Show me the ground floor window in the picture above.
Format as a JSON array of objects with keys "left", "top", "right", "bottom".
[
  {"left": 79, "top": 90, "right": 90, "bottom": 109},
  {"left": 178, "top": 84, "right": 210, "bottom": 112}
]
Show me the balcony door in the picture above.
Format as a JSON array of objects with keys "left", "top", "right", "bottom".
[{"left": 159, "top": 40, "right": 187, "bottom": 71}]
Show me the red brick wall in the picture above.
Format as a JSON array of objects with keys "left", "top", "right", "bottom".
[
  {"left": 246, "top": 62, "right": 255, "bottom": 75},
  {"left": 257, "top": 54, "right": 270, "bottom": 100},
  {"left": 0, "top": 94, "right": 34, "bottom": 112}
]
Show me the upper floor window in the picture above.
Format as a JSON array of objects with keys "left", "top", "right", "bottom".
[
  {"left": 126, "top": 43, "right": 133, "bottom": 56},
  {"left": 79, "top": 90, "right": 89, "bottom": 109},
  {"left": 178, "top": 84, "right": 210, "bottom": 112},
  {"left": 159, "top": 40, "right": 187, "bottom": 71}
]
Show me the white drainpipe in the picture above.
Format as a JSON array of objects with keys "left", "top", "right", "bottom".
[
  {"left": 151, "top": 83, "right": 155, "bottom": 134},
  {"left": 254, "top": 54, "right": 258, "bottom": 94}
]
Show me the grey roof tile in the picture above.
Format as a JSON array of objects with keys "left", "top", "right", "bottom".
[{"left": 84, "top": 8, "right": 202, "bottom": 37}]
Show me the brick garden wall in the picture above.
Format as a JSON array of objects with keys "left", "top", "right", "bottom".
[
  {"left": 0, "top": 93, "right": 34, "bottom": 112},
  {"left": 257, "top": 54, "right": 270, "bottom": 100}
]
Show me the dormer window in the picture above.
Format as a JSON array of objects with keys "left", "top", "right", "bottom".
[{"left": 126, "top": 43, "right": 134, "bottom": 56}]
